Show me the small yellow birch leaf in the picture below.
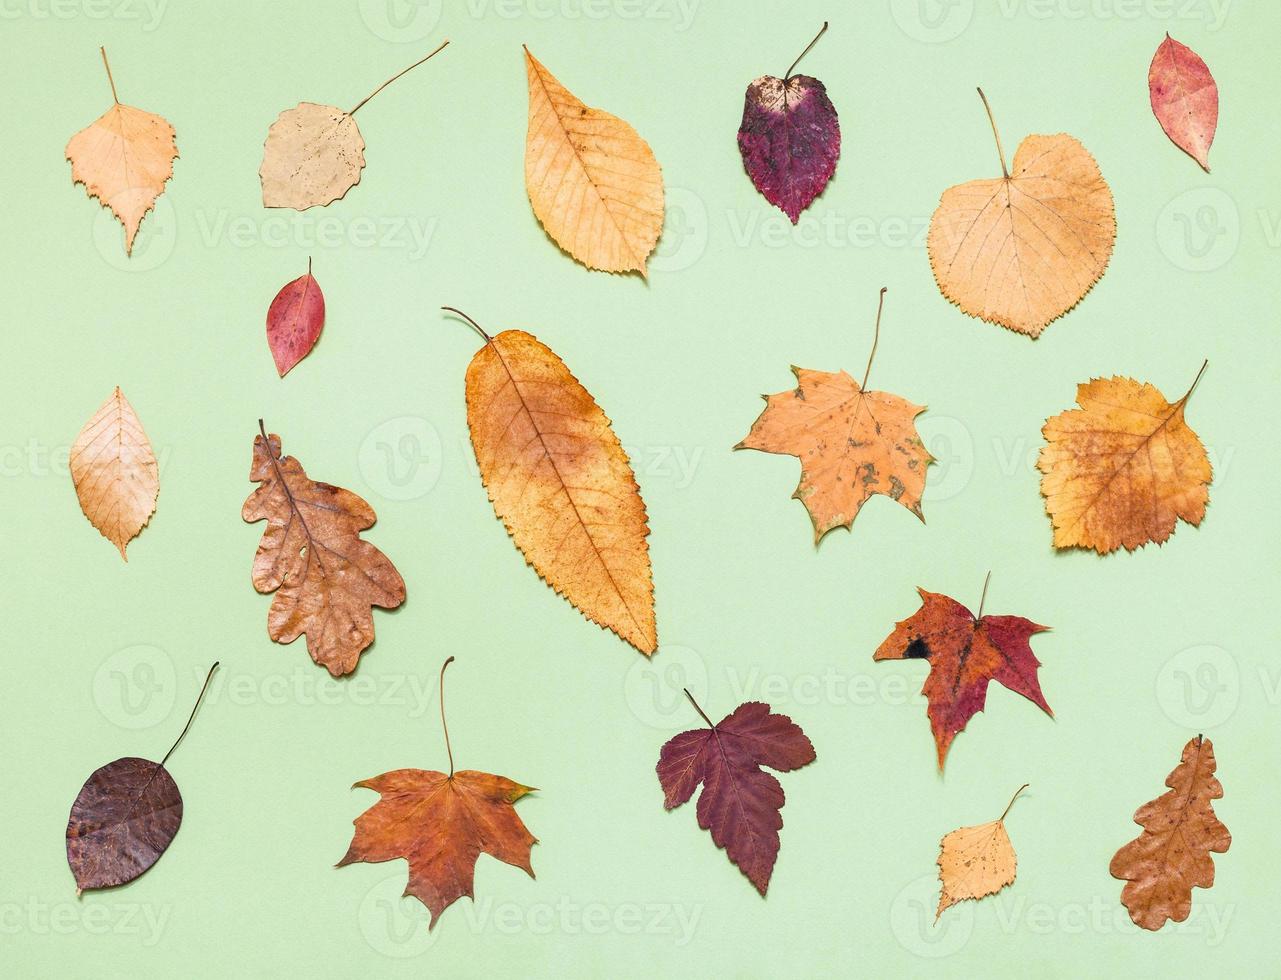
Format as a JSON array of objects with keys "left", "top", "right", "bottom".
[
  {"left": 936, "top": 785, "right": 1027, "bottom": 919},
  {"left": 523, "top": 47, "right": 664, "bottom": 275}
]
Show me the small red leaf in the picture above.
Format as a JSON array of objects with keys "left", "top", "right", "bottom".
[
  {"left": 266, "top": 260, "right": 325, "bottom": 377},
  {"left": 657, "top": 699, "right": 815, "bottom": 895},
  {"left": 1148, "top": 34, "right": 1218, "bottom": 172}
]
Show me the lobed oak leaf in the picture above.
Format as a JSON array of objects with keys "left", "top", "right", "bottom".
[
  {"left": 259, "top": 43, "right": 448, "bottom": 210},
  {"left": 339, "top": 659, "right": 537, "bottom": 929},
  {"left": 69, "top": 386, "right": 159, "bottom": 560},
  {"left": 927, "top": 89, "right": 1115, "bottom": 338},
  {"left": 736, "top": 289, "right": 932, "bottom": 542},
  {"left": 657, "top": 695, "right": 815, "bottom": 895},
  {"left": 1149, "top": 34, "right": 1218, "bottom": 172},
  {"left": 524, "top": 47, "right": 664, "bottom": 275},
  {"left": 66, "top": 49, "right": 178, "bottom": 257},
  {"left": 66, "top": 665, "right": 217, "bottom": 894},
  {"left": 873, "top": 582, "right": 1052, "bottom": 770},
  {"left": 241, "top": 424, "right": 405, "bottom": 676},
  {"left": 1110, "top": 736, "right": 1230, "bottom": 932},
  {"left": 1038, "top": 366, "right": 1211, "bottom": 554},
  {"left": 936, "top": 785, "right": 1027, "bottom": 919},
  {"left": 449, "top": 308, "right": 656, "bottom": 655},
  {"left": 737, "top": 23, "right": 840, "bottom": 223},
  {"left": 266, "top": 258, "right": 325, "bottom": 377}
]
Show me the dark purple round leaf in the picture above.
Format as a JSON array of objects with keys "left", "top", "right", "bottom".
[
  {"left": 737, "top": 74, "right": 840, "bottom": 223},
  {"left": 66, "top": 756, "right": 183, "bottom": 893}
]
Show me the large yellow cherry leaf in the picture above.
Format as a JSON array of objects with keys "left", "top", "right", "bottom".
[
  {"left": 927, "top": 90, "right": 1115, "bottom": 338},
  {"left": 937, "top": 785, "right": 1027, "bottom": 919},
  {"left": 524, "top": 47, "right": 664, "bottom": 276},
  {"left": 1038, "top": 366, "right": 1211, "bottom": 554},
  {"left": 66, "top": 49, "right": 177, "bottom": 257}
]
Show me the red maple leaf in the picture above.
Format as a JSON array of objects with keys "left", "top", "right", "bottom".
[
  {"left": 873, "top": 584, "right": 1052, "bottom": 769},
  {"left": 656, "top": 696, "right": 815, "bottom": 894}
]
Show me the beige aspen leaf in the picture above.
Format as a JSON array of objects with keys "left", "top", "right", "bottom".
[
  {"left": 927, "top": 89, "right": 1115, "bottom": 338},
  {"left": 259, "top": 43, "right": 448, "bottom": 210},
  {"left": 524, "top": 47, "right": 664, "bottom": 276},
  {"left": 936, "top": 785, "right": 1027, "bottom": 919},
  {"left": 448, "top": 308, "right": 656, "bottom": 655},
  {"left": 69, "top": 387, "right": 159, "bottom": 560},
  {"left": 65, "top": 48, "right": 178, "bottom": 257}
]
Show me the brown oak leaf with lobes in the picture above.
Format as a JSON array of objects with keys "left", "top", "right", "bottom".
[
  {"left": 70, "top": 386, "right": 159, "bottom": 560},
  {"left": 927, "top": 89, "right": 1115, "bottom": 338},
  {"left": 874, "top": 578, "right": 1052, "bottom": 770},
  {"left": 66, "top": 664, "right": 218, "bottom": 894},
  {"left": 737, "top": 288, "right": 932, "bottom": 542},
  {"left": 340, "top": 659, "right": 537, "bottom": 928},
  {"left": 657, "top": 692, "right": 815, "bottom": 895},
  {"left": 66, "top": 48, "right": 177, "bottom": 256},
  {"left": 1038, "top": 365, "right": 1210, "bottom": 554},
  {"left": 1110, "top": 736, "right": 1230, "bottom": 931},
  {"left": 449, "top": 308, "right": 656, "bottom": 655},
  {"left": 242, "top": 423, "right": 405, "bottom": 676},
  {"left": 937, "top": 784, "right": 1027, "bottom": 919}
]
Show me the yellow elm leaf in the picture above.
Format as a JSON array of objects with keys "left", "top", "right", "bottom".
[
  {"left": 70, "top": 387, "right": 159, "bottom": 560},
  {"left": 65, "top": 49, "right": 177, "bottom": 257},
  {"left": 524, "top": 47, "right": 664, "bottom": 276},
  {"left": 1038, "top": 366, "right": 1211, "bottom": 554},
  {"left": 937, "top": 785, "right": 1027, "bottom": 919}
]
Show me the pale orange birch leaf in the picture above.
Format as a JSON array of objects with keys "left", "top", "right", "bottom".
[
  {"left": 937, "top": 785, "right": 1027, "bottom": 919},
  {"left": 66, "top": 49, "right": 177, "bottom": 257},
  {"left": 524, "top": 47, "right": 664, "bottom": 276},
  {"left": 1038, "top": 366, "right": 1210, "bottom": 554},
  {"left": 927, "top": 89, "right": 1115, "bottom": 338},
  {"left": 70, "top": 387, "right": 159, "bottom": 560},
  {"left": 450, "top": 308, "right": 656, "bottom": 654}
]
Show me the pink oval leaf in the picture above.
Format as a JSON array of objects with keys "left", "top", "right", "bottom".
[
  {"left": 266, "top": 259, "right": 325, "bottom": 377},
  {"left": 1148, "top": 33, "right": 1218, "bottom": 172},
  {"left": 737, "top": 24, "right": 840, "bottom": 223}
]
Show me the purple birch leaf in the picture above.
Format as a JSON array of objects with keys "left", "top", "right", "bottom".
[{"left": 737, "top": 24, "right": 840, "bottom": 223}]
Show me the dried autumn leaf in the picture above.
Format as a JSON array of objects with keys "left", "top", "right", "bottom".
[
  {"left": 66, "top": 48, "right": 178, "bottom": 256},
  {"left": 524, "top": 47, "right": 664, "bottom": 275},
  {"left": 260, "top": 43, "right": 448, "bottom": 210},
  {"left": 66, "top": 665, "right": 217, "bottom": 894},
  {"left": 266, "top": 258, "right": 325, "bottom": 376},
  {"left": 738, "top": 22, "right": 840, "bottom": 223},
  {"left": 927, "top": 89, "right": 1115, "bottom": 338},
  {"left": 450, "top": 308, "right": 656, "bottom": 654},
  {"left": 1149, "top": 34, "right": 1218, "bottom": 172},
  {"left": 70, "top": 386, "right": 159, "bottom": 560},
  {"left": 339, "top": 659, "right": 537, "bottom": 928},
  {"left": 241, "top": 423, "right": 406, "bottom": 676},
  {"left": 1038, "top": 365, "right": 1210, "bottom": 554},
  {"left": 736, "top": 289, "right": 931, "bottom": 542},
  {"left": 1110, "top": 736, "right": 1230, "bottom": 931},
  {"left": 657, "top": 694, "right": 815, "bottom": 895},
  {"left": 937, "top": 784, "right": 1027, "bottom": 919},
  {"left": 873, "top": 580, "right": 1052, "bottom": 770}
]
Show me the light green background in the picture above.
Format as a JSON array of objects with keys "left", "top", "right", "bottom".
[{"left": 1, "top": 0, "right": 1275, "bottom": 976}]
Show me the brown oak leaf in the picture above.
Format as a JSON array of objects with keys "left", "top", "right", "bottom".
[
  {"left": 339, "top": 659, "right": 537, "bottom": 928},
  {"left": 242, "top": 423, "right": 405, "bottom": 676},
  {"left": 737, "top": 289, "right": 932, "bottom": 542},
  {"left": 1110, "top": 736, "right": 1230, "bottom": 931}
]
